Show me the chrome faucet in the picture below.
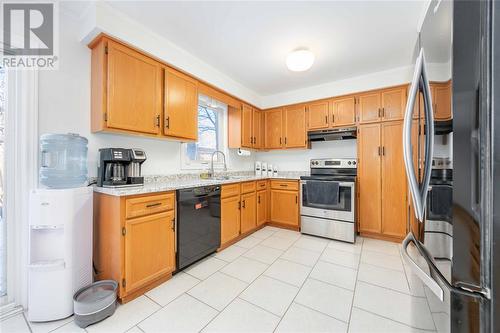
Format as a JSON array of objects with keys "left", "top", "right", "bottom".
[{"left": 209, "top": 150, "right": 227, "bottom": 178}]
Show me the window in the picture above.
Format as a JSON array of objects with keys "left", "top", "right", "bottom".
[{"left": 182, "top": 95, "right": 226, "bottom": 169}]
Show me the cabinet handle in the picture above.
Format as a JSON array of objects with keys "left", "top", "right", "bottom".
[
  {"left": 285, "top": 137, "right": 287, "bottom": 145},
  {"left": 165, "top": 116, "right": 170, "bottom": 129},
  {"left": 332, "top": 114, "right": 335, "bottom": 123},
  {"left": 382, "top": 107, "right": 385, "bottom": 118},
  {"left": 280, "top": 184, "right": 288, "bottom": 187},
  {"left": 171, "top": 219, "right": 175, "bottom": 232},
  {"left": 325, "top": 115, "right": 328, "bottom": 124},
  {"left": 242, "top": 200, "right": 246, "bottom": 208},
  {"left": 378, "top": 108, "right": 381, "bottom": 118},
  {"left": 146, "top": 202, "right": 162, "bottom": 208},
  {"left": 238, "top": 201, "right": 241, "bottom": 210},
  {"left": 378, "top": 146, "right": 381, "bottom": 156},
  {"left": 155, "top": 115, "right": 160, "bottom": 127},
  {"left": 280, "top": 137, "right": 282, "bottom": 145},
  {"left": 295, "top": 195, "right": 298, "bottom": 204},
  {"left": 382, "top": 146, "right": 385, "bottom": 155},
  {"left": 258, "top": 195, "right": 261, "bottom": 204}
]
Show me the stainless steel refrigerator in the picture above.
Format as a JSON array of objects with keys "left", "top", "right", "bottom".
[{"left": 401, "top": 1, "right": 498, "bottom": 332}]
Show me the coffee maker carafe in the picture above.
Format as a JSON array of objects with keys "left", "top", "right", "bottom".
[{"left": 97, "top": 148, "right": 146, "bottom": 188}]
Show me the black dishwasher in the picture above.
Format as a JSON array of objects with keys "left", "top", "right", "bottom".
[{"left": 176, "top": 185, "right": 221, "bottom": 270}]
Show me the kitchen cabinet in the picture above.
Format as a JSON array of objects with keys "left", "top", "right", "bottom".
[
  {"left": 381, "top": 121, "right": 407, "bottom": 238},
  {"left": 270, "top": 180, "right": 299, "bottom": 228},
  {"left": 265, "top": 108, "right": 284, "bottom": 149},
  {"left": 257, "top": 180, "right": 268, "bottom": 226},
  {"left": 358, "top": 123, "right": 382, "bottom": 234},
  {"left": 124, "top": 210, "right": 175, "bottom": 293},
  {"left": 307, "top": 100, "right": 329, "bottom": 130},
  {"left": 91, "top": 38, "right": 162, "bottom": 135},
  {"left": 253, "top": 109, "right": 264, "bottom": 149},
  {"left": 90, "top": 36, "right": 199, "bottom": 141},
  {"left": 358, "top": 91, "right": 381, "bottom": 124},
  {"left": 381, "top": 87, "right": 406, "bottom": 121},
  {"left": 330, "top": 96, "right": 356, "bottom": 128},
  {"left": 358, "top": 121, "right": 408, "bottom": 241},
  {"left": 357, "top": 86, "right": 407, "bottom": 124},
  {"left": 241, "top": 104, "right": 253, "bottom": 148},
  {"left": 283, "top": 105, "right": 307, "bottom": 148},
  {"left": 431, "top": 81, "right": 452, "bottom": 121},
  {"left": 221, "top": 195, "right": 241, "bottom": 245},
  {"left": 163, "top": 67, "right": 198, "bottom": 141},
  {"left": 240, "top": 192, "right": 256, "bottom": 234},
  {"left": 93, "top": 191, "right": 176, "bottom": 303}
]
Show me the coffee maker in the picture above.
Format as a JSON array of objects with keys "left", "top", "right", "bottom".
[{"left": 97, "top": 148, "right": 146, "bottom": 188}]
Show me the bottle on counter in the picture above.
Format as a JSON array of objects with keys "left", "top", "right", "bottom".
[
  {"left": 255, "top": 161, "right": 262, "bottom": 176},
  {"left": 268, "top": 164, "right": 273, "bottom": 177},
  {"left": 261, "top": 162, "right": 267, "bottom": 177},
  {"left": 273, "top": 165, "right": 278, "bottom": 177}
]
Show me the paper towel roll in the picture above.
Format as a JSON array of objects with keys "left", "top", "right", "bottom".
[{"left": 237, "top": 148, "right": 251, "bottom": 156}]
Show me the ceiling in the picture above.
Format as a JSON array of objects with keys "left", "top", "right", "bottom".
[{"left": 104, "top": 1, "right": 427, "bottom": 96}]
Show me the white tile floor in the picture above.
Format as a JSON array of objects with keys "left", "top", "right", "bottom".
[{"left": 1, "top": 227, "right": 446, "bottom": 333}]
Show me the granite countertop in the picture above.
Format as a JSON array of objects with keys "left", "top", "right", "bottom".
[{"left": 93, "top": 172, "right": 307, "bottom": 197}]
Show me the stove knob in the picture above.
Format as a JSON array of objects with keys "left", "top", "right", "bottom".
[
  {"left": 348, "top": 161, "right": 351, "bottom": 165},
  {"left": 353, "top": 161, "right": 356, "bottom": 165}
]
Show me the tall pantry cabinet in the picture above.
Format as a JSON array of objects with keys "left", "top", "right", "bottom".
[{"left": 357, "top": 86, "right": 408, "bottom": 241}]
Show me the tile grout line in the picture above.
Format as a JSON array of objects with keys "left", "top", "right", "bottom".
[
  {"left": 355, "top": 279, "right": 427, "bottom": 299},
  {"left": 199, "top": 230, "right": 304, "bottom": 333},
  {"left": 398, "top": 243, "right": 439, "bottom": 332},
  {"left": 272, "top": 237, "right": 332, "bottom": 332},
  {"left": 345, "top": 236, "right": 363, "bottom": 333},
  {"left": 351, "top": 306, "right": 437, "bottom": 332}
]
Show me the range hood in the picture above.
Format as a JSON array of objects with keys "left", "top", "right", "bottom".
[{"left": 308, "top": 127, "right": 357, "bottom": 142}]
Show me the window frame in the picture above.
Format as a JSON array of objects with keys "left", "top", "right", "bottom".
[{"left": 180, "top": 101, "right": 227, "bottom": 170}]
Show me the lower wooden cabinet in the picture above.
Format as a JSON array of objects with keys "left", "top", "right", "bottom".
[
  {"left": 221, "top": 194, "right": 241, "bottom": 245},
  {"left": 124, "top": 210, "right": 175, "bottom": 293},
  {"left": 93, "top": 191, "right": 176, "bottom": 303},
  {"left": 240, "top": 192, "right": 256, "bottom": 233},
  {"left": 270, "top": 188, "right": 299, "bottom": 227},
  {"left": 256, "top": 189, "right": 268, "bottom": 226}
]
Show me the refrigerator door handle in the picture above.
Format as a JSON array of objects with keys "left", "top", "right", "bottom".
[
  {"left": 401, "top": 232, "right": 444, "bottom": 301},
  {"left": 402, "top": 232, "right": 490, "bottom": 301},
  {"left": 402, "top": 49, "right": 434, "bottom": 222}
]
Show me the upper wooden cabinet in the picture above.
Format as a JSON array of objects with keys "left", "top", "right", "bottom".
[
  {"left": 163, "top": 67, "right": 198, "bottom": 141},
  {"left": 92, "top": 38, "right": 163, "bottom": 135},
  {"left": 265, "top": 108, "right": 284, "bottom": 149},
  {"left": 253, "top": 109, "right": 264, "bottom": 149},
  {"left": 241, "top": 104, "right": 253, "bottom": 148},
  {"left": 330, "top": 96, "right": 356, "bottom": 128},
  {"left": 90, "top": 36, "right": 198, "bottom": 141},
  {"left": 307, "top": 100, "right": 329, "bottom": 130},
  {"left": 283, "top": 105, "right": 307, "bottom": 148},
  {"left": 381, "top": 88, "right": 406, "bottom": 121},
  {"left": 431, "top": 81, "right": 452, "bottom": 121},
  {"left": 358, "top": 91, "right": 381, "bottom": 124},
  {"left": 358, "top": 86, "right": 407, "bottom": 124}
]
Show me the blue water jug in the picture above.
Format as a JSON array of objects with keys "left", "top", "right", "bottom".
[{"left": 39, "top": 133, "right": 88, "bottom": 188}]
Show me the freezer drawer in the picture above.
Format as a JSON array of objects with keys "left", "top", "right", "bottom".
[{"left": 300, "top": 215, "right": 355, "bottom": 243}]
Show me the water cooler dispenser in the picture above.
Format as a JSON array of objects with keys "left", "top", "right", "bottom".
[{"left": 27, "top": 186, "right": 93, "bottom": 321}]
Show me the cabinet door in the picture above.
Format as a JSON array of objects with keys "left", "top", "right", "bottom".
[
  {"left": 433, "top": 82, "right": 452, "bottom": 120},
  {"left": 358, "top": 92, "right": 381, "bottom": 123},
  {"left": 240, "top": 192, "right": 256, "bottom": 234},
  {"left": 358, "top": 123, "right": 382, "bottom": 234},
  {"left": 381, "top": 121, "right": 407, "bottom": 238},
  {"left": 124, "top": 211, "right": 175, "bottom": 293},
  {"left": 242, "top": 104, "right": 253, "bottom": 148},
  {"left": 307, "top": 101, "right": 329, "bottom": 130},
  {"left": 265, "top": 108, "right": 283, "bottom": 149},
  {"left": 256, "top": 190, "right": 267, "bottom": 226},
  {"left": 164, "top": 67, "right": 198, "bottom": 140},
  {"left": 270, "top": 190, "right": 299, "bottom": 226},
  {"left": 283, "top": 106, "right": 307, "bottom": 148},
  {"left": 252, "top": 109, "right": 263, "bottom": 149},
  {"left": 221, "top": 195, "right": 241, "bottom": 245},
  {"left": 381, "top": 88, "right": 406, "bottom": 121},
  {"left": 331, "top": 96, "right": 356, "bottom": 127},
  {"left": 107, "top": 40, "right": 162, "bottom": 134}
]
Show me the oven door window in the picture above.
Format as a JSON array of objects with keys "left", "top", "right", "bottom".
[{"left": 302, "top": 181, "right": 352, "bottom": 211}]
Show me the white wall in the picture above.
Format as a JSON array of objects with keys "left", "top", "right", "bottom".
[
  {"left": 255, "top": 140, "right": 357, "bottom": 172},
  {"left": 38, "top": 9, "right": 254, "bottom": 178}
]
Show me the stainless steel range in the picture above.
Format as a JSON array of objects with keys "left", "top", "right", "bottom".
[{"left": 300, "top": 158, "right": 357, "bottom": 243}]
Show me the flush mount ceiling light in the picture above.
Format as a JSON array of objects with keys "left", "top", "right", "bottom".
[{"left": 286, "top": 49, "right": 315, "bottom": 72}]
